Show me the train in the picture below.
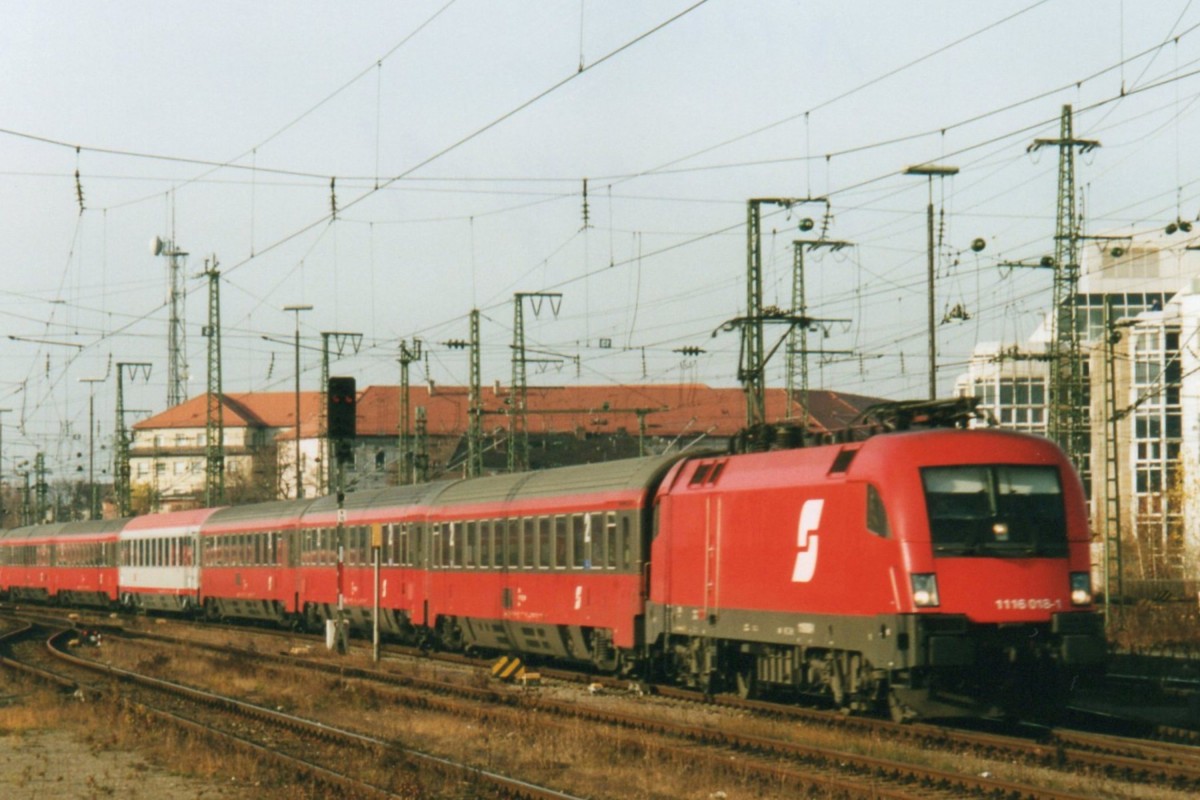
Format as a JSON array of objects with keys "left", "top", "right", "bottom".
[{"left": 0, "top": 425, "right": 1106, "bottom": 721}]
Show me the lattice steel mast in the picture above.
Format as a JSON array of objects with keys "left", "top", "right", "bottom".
[
  {"left": 1029, "top": 104, "right": 1099, "bottom": 470},
  {"left": 202, "top": 258, "right": 224, "bottom": 507},
  {"left": 468, "top": 309, "right": 483, "bottom": 477},
  {"left": 114, "top": 361, "right": 151, "bottom": 517},
  {"left": 397, "top": 338, "right": 422, "bottom": 485},
  {"left": 153, "top": 237, "right": 189, "bottom": 408},
  {"left": 509, "top": 292, "right": 561, "bottom": 473}
]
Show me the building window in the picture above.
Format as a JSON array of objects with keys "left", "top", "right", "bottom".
[{"left": 375, "top": 451, "right": 385, "bottom": 471}]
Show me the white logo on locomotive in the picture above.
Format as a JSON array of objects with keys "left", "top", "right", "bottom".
[{"left": 791, "top": 499, "right": 824, "bottom": 583}]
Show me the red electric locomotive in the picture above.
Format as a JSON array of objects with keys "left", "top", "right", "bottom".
[{"left": 646, "top": 428, "right": 1104, "bottom": 719}]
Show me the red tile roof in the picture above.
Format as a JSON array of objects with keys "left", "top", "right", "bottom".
[
  {"left": 133, "top": 392, "right": 325, "bottom": 432},
  {"left": 138, "top": 384, "right": 887, "bottom": 442}
]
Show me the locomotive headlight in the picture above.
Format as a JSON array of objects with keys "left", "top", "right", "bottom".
[
  {"left": 910, "top": 573, "right": 940, "bottom": 608},
  {"left": 1070, "top": 572, "right": 1092, "bottom": 606}
]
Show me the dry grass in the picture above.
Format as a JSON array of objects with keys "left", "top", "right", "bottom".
[
  {"left": 0, "top": 670, "right": 321, "bottom": 799},
  {"left": 1108, "top": 600, "right": 1200, "bottom": 654},
  {"left": 81, "top": 634, "right": 1199, "bottom": 800}
]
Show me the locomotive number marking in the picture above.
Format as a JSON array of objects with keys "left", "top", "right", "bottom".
[
  {"left": 790, "top": 499, "right": 824, "bottom": 583},
  {"left": 574, "top": 585, "right": 583, "bottom": 610},
  {"left": 994, "top": 598, "right": 1062, "bottom": 611}
]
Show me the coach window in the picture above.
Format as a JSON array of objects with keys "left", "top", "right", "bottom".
[
  {"left": 464, "top": 521, "right": 476, "bottom": 568},
  {"left": 619, "top": 515, "right": 633, "bottom": 570},
  {"left": 604, "top": 513, "right": 617, "bottom": 569},
  {"left": 397, "top": 524, "right": 409, "bottom": 566},
  {"left": 553, "top": 516, "right": 568, "bottom": 569},
  {"left": 413, "top": 524, "right": 425, "bottom": 567},
  {"left": 481, "top": 520, "right": 494, "bottom": 568},
  {"left": 435, "top": 523, "right": 446, "bottom": 568},
  {"left": 573, "top": 515, "right": 588, "bottom": 569},
  {"left": 536, "top": 517, "right": 551, "bottom": 569},
  {"left": 516, "top": 518, "right": 530, "bottom": 569},
  {"left": 446, "top": 522, "right": 458, "bottom": 568}
]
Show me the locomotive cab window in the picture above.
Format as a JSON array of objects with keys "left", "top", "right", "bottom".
[
  {"left": 866, "top": 484, "right": 890, "bottom": 538},
  {"left": 921, "top": 465, "right": 1066, "bottom": 557}
]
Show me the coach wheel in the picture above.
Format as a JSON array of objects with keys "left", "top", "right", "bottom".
[{"left": 735, "top": 658, "right": 757, "bottom": 699}]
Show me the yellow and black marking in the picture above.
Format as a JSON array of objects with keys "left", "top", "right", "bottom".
[{"left": 491, "top": 655, "right": 524, "bottom": 682}]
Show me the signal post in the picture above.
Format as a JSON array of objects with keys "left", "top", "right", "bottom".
[{"left": 327, "top": 376, "right": 356, "bottom": 655}]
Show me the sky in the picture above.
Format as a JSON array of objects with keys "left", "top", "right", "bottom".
[{"left": 2, "top": 0, "right": 1199, "bottom": 480}]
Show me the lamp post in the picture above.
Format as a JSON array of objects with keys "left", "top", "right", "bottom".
[
  {"left": 284, "top": 304, "right": 313, "bottom": 499},
  {"left": 80, "top": 378, "right": 105, "bottom": 519},
  {"left": 903, "top": 163, "right": 959, "bottom": 400}
]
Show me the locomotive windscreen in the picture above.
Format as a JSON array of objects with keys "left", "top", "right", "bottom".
[{"left": 920, "top": 465, "right": 1067, "bottom": 557}]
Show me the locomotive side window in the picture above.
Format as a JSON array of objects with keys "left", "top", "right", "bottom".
[
  {"left": 866, "top": 484, "right": 891, "bottom": 538},
  {"left": 921, "top": 465, "right": 1066, "bottom": 557}
]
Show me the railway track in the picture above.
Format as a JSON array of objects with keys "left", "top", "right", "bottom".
[
  {"left": 9, "top": 605, "right": 1198, "bottom": 799},
  {"left": 49, "top": 613, "right": 1182, "bottom": 800},
  {"left": 0, "top": 619, "right": 586, "bottom": 800}
]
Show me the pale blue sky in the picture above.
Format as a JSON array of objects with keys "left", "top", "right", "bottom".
[{"left": 1, "top": 1, "right": 1195, "bottom": 475}]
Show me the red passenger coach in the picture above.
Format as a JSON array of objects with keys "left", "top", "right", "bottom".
[
  {"left": 647, "top": 428, "right": 1104, "bottom": 719},
  {"left": 198, "top": 499, "right": 310, "bottom": 623},
  {"left": 421, "top": 455, "right": 683, "bottom": 668},
  {"left": 0, "top": 520, "right": 122, "bottom": 607},
  {"left": 295, "top": 483, "right": 446, "bottom": 636}
]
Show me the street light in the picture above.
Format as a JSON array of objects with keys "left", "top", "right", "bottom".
[
  {"left": 904, "top": 163, "right": 959, "bottom": 400},
  {"left": 284, "top": 304, "right": 314, "bottom": 499},
  {"left": 80, "top": 378, "right": 105, "bottom": 519}
]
